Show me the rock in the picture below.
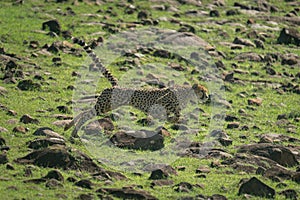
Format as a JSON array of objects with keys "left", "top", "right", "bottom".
[
  {"left": 15, "top": 146, "right": 105, "bottom": 173},
  {"left": 266, "top": 67, "right": 276, "bottom": 75},
  {"left": 0, "top": 86, "right": 7, "bottom": 95},
  {"left": 259, "top": 133, "right": 300, "bottom": 144},
  {"left": 238, "top": 143, "right": 298, "bottom": 167},
  {"left": 6, "top": 163, "right": 15, "bottom": 170},
  {"left": 12, "top": 126, "right": 28, "bottom": 134},
  {"left": 263, "top": 165, "right": 294, "bottom": 181},
  {"left": 0, "top": 137, "right": 6, "bottom": 146},
  {"left": 254, "top": 39, "right": 265, "bottom": 49},
  {"left": 233, "top": 37, "right": 255, "bottom": 47},
  {"left": 196, "top": 166, "right": 210, "bottom": 174},
  {"left": 42, "top": 19, "right": 61, "bottom": 35},
  {"left": 150, "top": 179, "right": 174, "bottom": 187},
  {"left": 238, "top": 177, "right": 275, "bottom": 198},
  {"left": 45, "top": 178, "right": 63, "bottom": 189},
  {"left": 277, "top": 28, "right": 300, "bottom": 46},
  {"left": 174, "top": 182, "right": 193, "bottom": 193},
  {"left": 149, "top": 165, "right": 177, "bottom": 180},
  {"left": 110, "top": 130, "right": 164, "bottom": 151},
  {"left": 234, "top": 52, "right": 263, "bottom": 62},
  {"left": 279, "top": 189, "right": 298, "bottom": 200},
  {"left": 20, "top": 114, "right": 39, "bottom": 124},
  {"left": 33, "top": 127, "right": 65, "bottom": 139},
  {"left": 292, "top": 172, "right": 300, "bottom": 183},
  {"left": 57, "top": 105, "right": 70, "bottom": 114},
  {"left": 0, "top": 153, "right": 8, "bottom": 164},
  {"left": 137, "top": 10, "right": 149, "bottom": 20},
  {"left": 17, "top": 79, "right": 41, "bottom": 91},
  {"left": 0, "top": 127, "right": 8, "bottom": 133},
  {"left": 75, "top": 179, "right": 93, "bottom": 189},
  {"left": 159, "top": 31, "right": 209, "bottom": 47},
  {"left": 52, "top": 120, "right": 72, "bottom": 127},
  {"left": 77, "top": 194, "right": 94, "bottom": 200},
  {"left": 227, "top": 122, "right": 240, "bottom": 129},
  {"left": 210, "top": 10, "right": 220, "bottom": 17},
  {"left": 97, "top": 187, "right": 157, "bottom": 200},
  {"left": 210, "top": 194, "right": 228, "bottom": 200},
  {"left": 27, "top": 138, "right": 65, "bottom": 149},
  {"left": 281, "top": 56, "right": 298, "bottom": 65},
  {"left": 248, "top": 98, "right": 262, "bottom": 106},
  {"left": 83, "top": 118, "right": 114, "bottom": 135},
  {"left": 44, "top": 170, "right": 64, "bottom": 182}
]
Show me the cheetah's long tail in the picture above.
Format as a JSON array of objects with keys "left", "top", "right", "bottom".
[{"left": 71, "top": 37, "right": 118, "bottom": 87}]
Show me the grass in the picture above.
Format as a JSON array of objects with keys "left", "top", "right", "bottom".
[{"left": 0, "top": 0, "right": 300, "bottom": 199}]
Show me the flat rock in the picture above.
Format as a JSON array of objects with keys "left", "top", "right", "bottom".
[
  {"left": 149, "top": 165, "right": 177, "bottom": 180},
  {"left": 12, "top": 126, "right": 28, "bottom": 134},
  {"left": 259, "top": 133, "right": 300, "bottom": 144},
  {"left": 20, "top": 114, "right": 39, "bottom": 124},
  {"left": 174, "top": 182, "right": 193, "bottom": 193},
  {"left": 248, "top": 98, "right": 263, "bottom": 106},
  {"left": 97, "top": 187, "right": 157, "bottom": 200},
  {"left": 52, "top": 120, "right": 72, "bottom": 127},
  {"left": 15, "top": 146, "right": 126, "bottom": 179},
  {"left": 33, "top": 127, "right": 65, "bottom": 139},
  {"left": 109, "top": 130, "right": 164, "bottom": 151},
  {"left": 238, "top": 143, "right": 298, "bottom": 167},
  {"left": 27, "top": 138, "right": 66, "bottom": 149},
  {"left": 233, "top": 37, "right": 255, "bottom": 47},
  {"left": 150, "top": 179, "right": 174, "bottom": 187},
  {"left": 75, "top": 179, "right": 93, "bottom": 189},
  {"left": 17, "top": 79, "right": 41, "bottom": 91},
  {"left": 234, "top": 52, "right": 263, "bottom": 62},
  {"left": 238, "top": 177, "right": 275, "bottom": 198}
]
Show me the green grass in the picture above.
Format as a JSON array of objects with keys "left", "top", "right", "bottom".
[{"left": 0, "top": 0, "right": 299, "bottom": 199}]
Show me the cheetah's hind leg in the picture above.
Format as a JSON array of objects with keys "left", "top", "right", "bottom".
[{"left": 65, "top": 109, "right": 97, "bottom": 139}]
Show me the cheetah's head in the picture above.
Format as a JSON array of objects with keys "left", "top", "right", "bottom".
[{"left": 192, "top": 84, "right": 209, "bottom": 101}]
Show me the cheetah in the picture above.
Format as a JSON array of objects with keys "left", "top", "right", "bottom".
[{"left": 65, "top": 37, "right": 209, "bottom": 138}]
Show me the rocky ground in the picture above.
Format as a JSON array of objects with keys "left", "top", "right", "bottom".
[{"left": 0, "top": 0, "right": 300, "bottom": 199}]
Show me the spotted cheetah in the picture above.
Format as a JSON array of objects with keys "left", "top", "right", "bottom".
[{"left": 65, "top": 37, "right": 209, "bottom": 138}]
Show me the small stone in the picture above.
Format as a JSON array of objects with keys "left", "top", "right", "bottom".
[
  {"left": 7, "top": 110, "right": 17, "bottom": 116},
  {"left": 6, "top": 163, "right": 15, "bottom": 170},
  {"left": 17, "top": 80, "right": 41, "bottom": 91},
  {"left": 248, "top": 98, "right": 262, "bottom": 106},
  {"left": 174, "top": 182, "right": 193, "bottom": 193},
  {"left": 196, "top": 166, "right": 211, "bottom": 174},
  {"left": 43, "top": 170, "right": 64, "bottom": 182},
  {"left": 0, "top": 127, "right": 8, "bottom": 133},
  {"left": 42, "top": 19, "right": 61, "bottom": 35},
  {"left": 233, "top": 37, "right": 255, "bottom": 47},
  {"left": 75, "top": 179, "right": 93, "bottom": 189},
  {"left": 45, "top": 179, "right": 63, "bottom": 189},
  {"left": 12, "top": 126, "right": 28, "bottom": 134},
  {"left": 0, "top": 153, "right": 8, "bottom": 164},
  {"left": 227, "top": 122, "right": 240, "bottom": 129},
  {"left": 254, "top": 39, "right": 265, "bottom": 49},
  {"left": 150, "top": 180, "right": 174, "bottom": 188},
  {"left": 210, "top": 10, "right": 220, "bottom": 17},
  {"left": 282, "top": 57, "right": 298, "bottom": 65},
  {"left": 20, "top": 114, "right": 39, "bottom": 124}
]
